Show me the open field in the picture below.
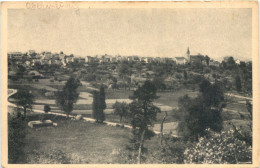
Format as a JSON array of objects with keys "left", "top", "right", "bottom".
[
  {"left": 156, "top": 89, "right": 198, "bottom": 107},
  {"left": 20, "top": 114, "right": 160, "bottom": 164}
]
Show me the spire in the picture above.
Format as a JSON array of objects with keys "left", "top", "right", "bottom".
[{"left": 186, "top": 47, "right": 190, "bottom": 62}]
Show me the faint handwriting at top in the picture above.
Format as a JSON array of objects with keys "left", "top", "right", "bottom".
[{"left": 26, "top": 2, "right": 79, "bottom": 10}]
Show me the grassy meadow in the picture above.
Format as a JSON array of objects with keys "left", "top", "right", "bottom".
[{"left": 18, "top": 114, "right": 163, "bottom": 164}]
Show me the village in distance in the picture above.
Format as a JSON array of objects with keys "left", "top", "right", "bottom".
[{"left": 8, "top": 48, "right": 252, "bottom": 164}]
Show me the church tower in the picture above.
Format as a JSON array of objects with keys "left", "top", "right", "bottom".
[{"left": 186, "top": 47, "right": 190, "bottom": 62}]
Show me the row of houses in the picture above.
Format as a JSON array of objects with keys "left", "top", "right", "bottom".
[
  {"left": 8, "top": 51, "right": 176, "bottom": 65},
  {"left": 85, "top": 54, "right": 176, "bottom": 64},
  {"left": 8, "top": 48, "right": 221, "bottom": 66},
  {"left": 8, "top": 51, "right": 79, "bottom": 66}
]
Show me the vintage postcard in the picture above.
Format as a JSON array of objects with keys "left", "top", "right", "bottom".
[{"left": 1, "top": 1, "right": 259, "bottom": 168}]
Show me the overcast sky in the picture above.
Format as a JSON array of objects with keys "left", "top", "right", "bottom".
[{"left": 8, "top": 8, "right": 252, "bottom": 61}]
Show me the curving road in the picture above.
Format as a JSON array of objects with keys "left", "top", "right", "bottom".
[
  {"left": 7, "top": 87, "right": 179, "bottom": 137},
  {"left": 8, "top": 89, "right": 18, "bottom": 107}
]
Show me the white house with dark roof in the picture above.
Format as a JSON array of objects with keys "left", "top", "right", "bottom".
[{"left": 174, "top": 57, "right": 188, "bottom": 64}]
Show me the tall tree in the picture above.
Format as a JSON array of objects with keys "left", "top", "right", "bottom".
[
  {"left": 92, "top": 91, "right": 100, "bottom": 122},
  {"left": 15, "top": 89, "right": 34, "bottom": 118},
  {"left": 56, "top": 77, "right": 80, "bottom": 118},
  {"left": 129, "top": 81, "right": 161, "bottom": 164},
  {"left": 92, "top": 86, "right": 106, "bottom": 123}
]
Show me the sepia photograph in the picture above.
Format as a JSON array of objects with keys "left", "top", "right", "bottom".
[{"left": 1, "top": 1, "right": 259, "bottom": 167}]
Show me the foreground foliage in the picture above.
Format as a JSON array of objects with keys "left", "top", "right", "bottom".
[
  {"left": 183, "top": 128, "right": 252, "bottom": 164},
  {"left": 8, "top": 112, "right": 27, "bottom": 163}
]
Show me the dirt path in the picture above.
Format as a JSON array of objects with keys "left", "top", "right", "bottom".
[{"left": 226, "top": 93, "right": 252, "bottom": 101}]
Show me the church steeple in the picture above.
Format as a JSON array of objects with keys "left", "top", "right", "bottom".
[{"left": 186, "top": 47, "right": 190, "bottom": 62}]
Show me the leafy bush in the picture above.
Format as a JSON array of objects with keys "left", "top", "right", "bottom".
[
  {"left": 112, "top": 101, "right": 129, "bottom": 123},
  {"left": 183, "top": 128, "right": 252, "bottom": 164}
]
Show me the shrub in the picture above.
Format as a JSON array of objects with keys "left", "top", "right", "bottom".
[
  {"left": 112, "top": 101, "right": 129, "bottom": 123},
  {"left": 183, "top": 128, "right": 252, "bottom": 164}
]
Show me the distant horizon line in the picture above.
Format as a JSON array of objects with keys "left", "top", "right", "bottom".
[{"left": 7, "top": 50, "right": 251, "bottom": 62}]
